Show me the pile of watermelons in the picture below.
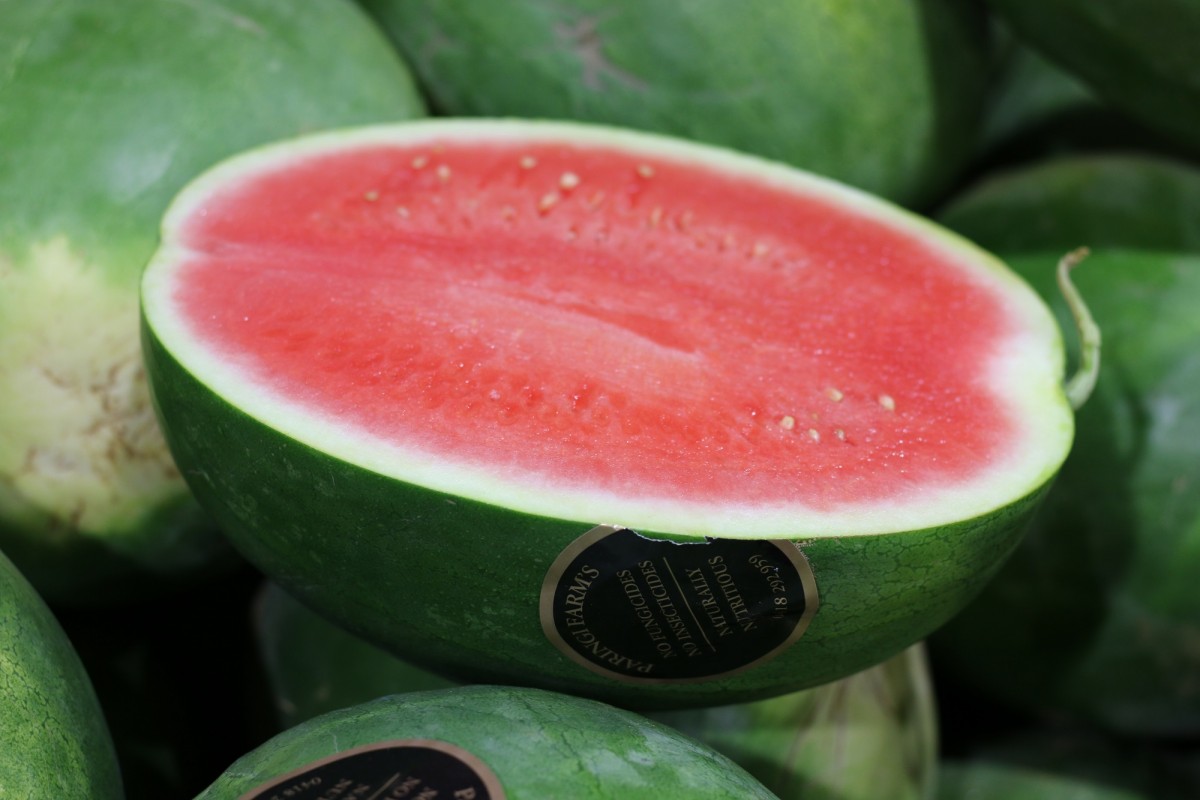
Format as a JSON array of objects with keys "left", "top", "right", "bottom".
[{"left": 2, "top": 1, "right": 1199, "bottom": 798}]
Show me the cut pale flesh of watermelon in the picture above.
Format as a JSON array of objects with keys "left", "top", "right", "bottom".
[{"left": 143, "top": 121, "right": 1071, "bottom": 538}]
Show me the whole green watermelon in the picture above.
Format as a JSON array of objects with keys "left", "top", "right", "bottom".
[
  {"left": 364, "top": 0, "right": 991, "bottom": 208},
  {"left": 0, "top": 0, "right": 425, "bottom": 603},
  {"left": 0, "top": 548, "right": 122, "bottom": 799},
  {"left": 932, "top": 154, "right": 1200, "bottom": 736}
]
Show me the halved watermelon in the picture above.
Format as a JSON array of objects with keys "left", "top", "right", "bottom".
[{"left": 141, "top": 119, "right": 1076, "bottom": 708}]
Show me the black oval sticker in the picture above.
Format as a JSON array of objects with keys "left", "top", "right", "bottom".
[
  {"left": 238, "top": 739, "right": 505, "bottom": 800},
  {"left": 540, "top": 525, "right": 819, "bottom": 684}
]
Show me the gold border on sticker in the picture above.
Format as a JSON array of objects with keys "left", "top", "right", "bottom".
[
  {"left": 539, "top": 524, "right": 820, "bottom": 686},
  {"left": 236, "top": 738, "right": 507, "bottom": 800}
]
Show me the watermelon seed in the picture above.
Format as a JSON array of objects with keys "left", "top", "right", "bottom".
[
  {"left": 779, "top": 415, "right": 796, "bottom": 430},
  {"left": 808, "top": 429, "right": 821, "bottom": 442},
  {"left": 637, "top": 163, "right": 655, "bottom": 179},
  {"left": 520, "top": 155, "right": 538, "bottom": 170},
  {"left": 436, "top": 165, "right": 452, "bottom": 183},
  {"left": 753, "top": 242, "right": 770, "bottom": 258},
  {"left": 363, "top": 190, "right": 379, "bottom": 202},
  {"left": 411, "top": 155, "right": 429, "bottom": 169},
  {"left": 395, "top": 206, "right": 410, "bottom": 218},
  {"left": 835, "top": 429, "right": 846, "bottom": 441},
  {"left": 559, "top": 172, "right": 581, "bottom": 190},
  {"left": 878, "top": 394, "right": 896, "bottom": 411},
  {"left": 649, "top": 206, "right": 663, "bottom": 227},
  {"left": 538, "top": 192, "right": 560, "bottom": 213},
  {"left": 826, "top": 387, "right": 844, "bottom": 402}
]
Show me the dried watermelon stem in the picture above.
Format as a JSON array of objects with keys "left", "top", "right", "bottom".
[{"left": 1058, "top": 247, "right": 1101, "bottom": 410}]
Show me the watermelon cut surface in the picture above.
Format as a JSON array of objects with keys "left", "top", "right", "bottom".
[
  {"left": 141, "top": 120, "right": 1074, "bottom": 706},
  {"left": 146, "top": 121, "right": 1067, "bottom": 535}
]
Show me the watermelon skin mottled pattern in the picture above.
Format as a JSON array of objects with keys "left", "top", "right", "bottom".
[
  {"left": 195, "top": 686, "right": 778, "bottom": 800},
  {"left": 0, "top": 549, "right": 122, "bottom": 800},
  {"left": 0, "top": 0, "right": 425, "bottom": 603},
  {"left": 933, "top": 155, "right": 1200, "bottom": 736},
  {"left": 364, "top": 0, "right": 991, "bottom": 208}
]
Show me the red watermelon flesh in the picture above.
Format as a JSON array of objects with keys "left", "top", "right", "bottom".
[{"left": 147, "top": 123, "right": 1068, "bottom": 538}]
